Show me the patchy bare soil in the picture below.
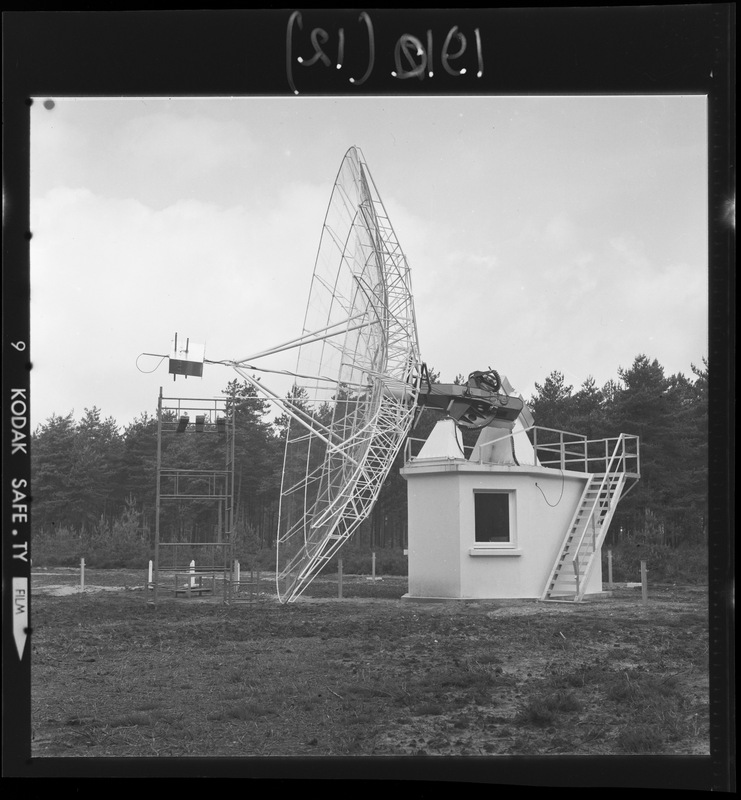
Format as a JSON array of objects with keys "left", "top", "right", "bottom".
[{"left": 29, "top": 568, "right": 710, "bottom": 761}]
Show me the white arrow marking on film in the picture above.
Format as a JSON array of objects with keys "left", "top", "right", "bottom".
[{"left": 13, "top": 578, "right": 28, "bottom": 660}]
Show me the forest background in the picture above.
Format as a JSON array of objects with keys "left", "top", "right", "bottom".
[{"left": 31, "top": 354, "right": 708, "bottom": 584}]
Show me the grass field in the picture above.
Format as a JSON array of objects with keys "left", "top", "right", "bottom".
[{"left": 30, "top": 568, "right": 710, "bottom": 762}]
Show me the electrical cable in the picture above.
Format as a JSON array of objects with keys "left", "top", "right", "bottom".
[
  {"left": 511, "top": 435, "right": 520, "bottom": 466},
  {"left": 136, "top": 353, "right": 168, "bottom": 374},
  {"left": 455, "top": 427, "right": 466, "bottom": 458},
  {"left": 535, "top": 468, "right": 565, "bottom": 508}
]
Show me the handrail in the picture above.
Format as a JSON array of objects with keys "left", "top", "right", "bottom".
[{"left": 405, "top": 424, "right": 639, "bottom": 477}]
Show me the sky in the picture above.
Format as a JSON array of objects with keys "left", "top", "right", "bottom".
[{"left": 29, "top": 95, "right": 708, "bottom": 431}]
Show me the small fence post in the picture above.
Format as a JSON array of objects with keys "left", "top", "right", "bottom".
[
  {"left": 607, "top": 549, "right": 613, "bottom": 589},
  {"left": 230, "top": 559, "right": 240, "bottom": 600},
  {"left": 338, "top": 558, "right": 343, "bottom": 599},
  {"left": 372, "top": 551, "right": 376, "bottom": 581},
  {"left": 573, "top": 556, "right": 580, "bottom": 599},
  {"left": 640, "top": 560, "right": 648, "bottom": 604},
  {"left": 148, "top": 560, "right": 153, "bottom": 587},
  {"left": 80, "top": 557, "right": 85, "bottom": 592}
]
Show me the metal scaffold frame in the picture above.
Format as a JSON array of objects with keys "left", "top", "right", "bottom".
[{"left": 150, "top": 388, "right": 236, "bottom": 605}]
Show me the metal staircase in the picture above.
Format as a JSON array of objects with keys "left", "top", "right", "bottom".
[{"left": 541, "top": 434, "right": 639, "bottom": 603}]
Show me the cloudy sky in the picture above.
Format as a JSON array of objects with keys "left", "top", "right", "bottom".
[{"left": 29, "top": 95, "right": 708, "bottom": 430}]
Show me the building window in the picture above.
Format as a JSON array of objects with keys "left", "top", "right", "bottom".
[{"left": 474, "top": 492, "right": 511, "bottom": 543}]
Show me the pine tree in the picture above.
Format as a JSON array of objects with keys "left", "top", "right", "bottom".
[
  {"left": 70, "top": 407, "right": 123, "bottom": 533},
  {"left": 31, "top": 412, "right": 77, "bottom": 533},
  {"left": 225, "top": 378, "right": 282, "bottom": 545},
  {"left": 529, "top": 371, "right": 575, "bottom": 432},
  {"left": 121, "top": 412, "right": 159, "bottom": 527},
  {"left": 570, "top": 376, "right": 606, "bottom": 439}
]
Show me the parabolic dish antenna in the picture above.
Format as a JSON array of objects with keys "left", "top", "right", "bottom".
[
  {"left": 270, "top": 147, "right": 422, "bottom": 603},
  {"left": 149, "top": 146, "right": 524, "bottom": 603}
]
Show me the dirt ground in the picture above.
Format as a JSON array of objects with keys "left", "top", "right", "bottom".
[{"left": 28, "top": 568, "right": 710, "bottom": 767}]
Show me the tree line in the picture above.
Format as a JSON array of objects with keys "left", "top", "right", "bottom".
[{"left": 31, "top": 354, "right": 707, "bottom": 552}]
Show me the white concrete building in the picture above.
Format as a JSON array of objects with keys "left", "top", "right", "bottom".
[{"left": 401, "top": 415, "right": 639, "bottom": 603}]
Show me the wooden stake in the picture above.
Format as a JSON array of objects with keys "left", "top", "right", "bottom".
[
  {"left": 80, "top": 558, "right": 85, "bottom": 592},
  {"left": 640, "top": 560, "right": 648, "bottom": 604}
]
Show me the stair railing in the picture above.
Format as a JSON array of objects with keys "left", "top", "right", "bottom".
[{"left": 567, "top": 434, "right": 634, "bottom": 598}]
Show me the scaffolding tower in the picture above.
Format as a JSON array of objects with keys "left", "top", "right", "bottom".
[{"left": 150, "top": 388, "right": 236, "bottom": 604}]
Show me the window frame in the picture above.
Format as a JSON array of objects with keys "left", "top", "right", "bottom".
[{"left": 471, "top": 489, "right": 517, "bottom": 551}]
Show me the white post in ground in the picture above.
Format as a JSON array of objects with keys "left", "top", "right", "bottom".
[
  {"left": 148, "top": 560, "right": 153, "bottom": 587},
  {"left": 372, "top": 551, "right": 376, "bottom": 581},
  {"left": 640, "top": 560, "right": 648, "bottom": 605},
  {"left": 232, "top": 559, "right": 240, "bottom": 597},
  {"left": 189, "top": 559, "right": 197, "bottom": 587},
  {"left": 80, "top": 558, "right": 85, "bottom": 592}
]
